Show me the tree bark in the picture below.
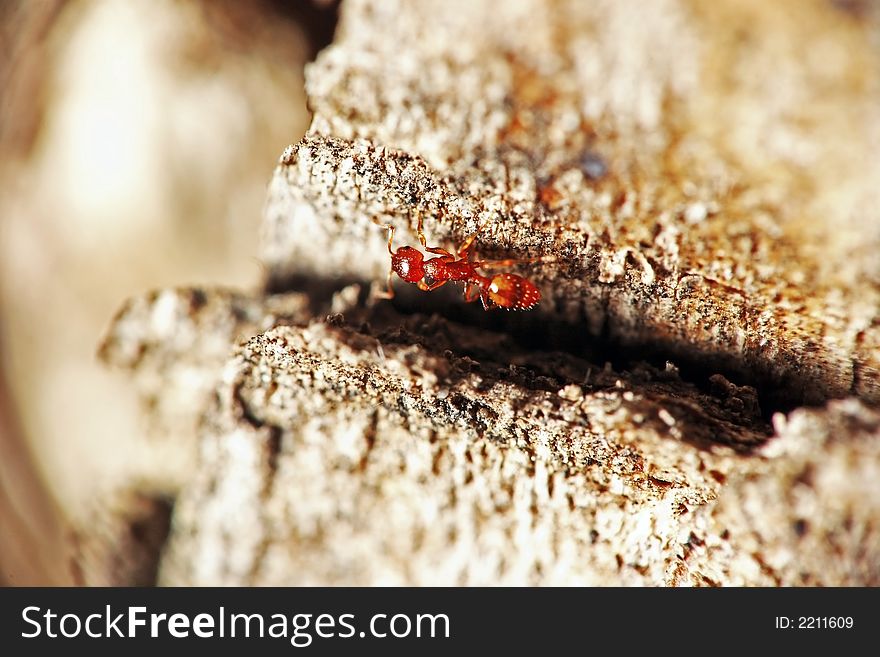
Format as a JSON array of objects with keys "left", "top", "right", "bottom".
[{"left": 97, "top": 0, "right": 880, "bottom": 585}]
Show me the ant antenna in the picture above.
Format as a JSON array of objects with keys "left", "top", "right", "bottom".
[
  {"left": 413, "top": 209, "right": 428, "bottom": 249},
  {"left": 386, "top": 225, "right": 396, "bottom": 255}
]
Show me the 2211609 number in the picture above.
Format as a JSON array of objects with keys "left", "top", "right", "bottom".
[{"left": 776, "top": 617, "right": 854, "bottom": 629}]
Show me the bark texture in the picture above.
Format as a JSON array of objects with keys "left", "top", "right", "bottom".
[{"left": 97, "top": 0, "right": 880, "bottom": 585}]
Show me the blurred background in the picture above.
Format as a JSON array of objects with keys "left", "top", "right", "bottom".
[{"left": 0, "top": 0, "right": 337, "bottom": 584}]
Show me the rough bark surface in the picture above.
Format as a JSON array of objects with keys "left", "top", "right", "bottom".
[
  {"left": 96, "top": 0, "right": 880, "bottom": 585},
  {"left": 98, "top": 288, "right": 312, "bottom": 491}
]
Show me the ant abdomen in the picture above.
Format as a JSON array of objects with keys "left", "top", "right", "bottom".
[{"left": 487, "top": 273, "right": 541, "bottom": 310}]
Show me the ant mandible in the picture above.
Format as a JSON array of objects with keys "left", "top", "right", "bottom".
[{"left": 376, "top": 215, "right": 541, "bottom": 311}]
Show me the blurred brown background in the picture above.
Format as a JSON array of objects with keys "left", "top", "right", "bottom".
[{"left": 0, "top": 0, "right": 336, "bottom": 585}]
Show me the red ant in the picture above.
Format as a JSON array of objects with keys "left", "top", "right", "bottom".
[{"left": 376, "top": 218, "right": 542, "bottom": 310}]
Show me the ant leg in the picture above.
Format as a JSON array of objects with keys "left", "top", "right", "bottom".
[
  {"left": 457, "top": 233, "right": 479, "bottom": 259},
  {"left": 370, "top": 215, "right": 392, "bottom": 229},
  {"left": 474, "top": 258, "right": 521, "bottom": 268},
  {"left": 465, "top": 284, "right": 496, "bottom": 311},
  {"left": 370, "top": 216, "right": 396, "bottom": 245},
  {"left": 411, "top": 208, "right": 455, "bottom": 258},
  {"left": 464, "top": 283, "right": 481, "bottom": 303},
  {"left": 415, "top": 209, "right": 428, "bottom": 248},
  {"left": 478, "top": 287, "right": 495, "bottom": 311},
  {"left": 386, "top": 225, "right": 396, "bottom": 255},
  {"left": 458, "top": 216, "right": 494, "bottom": 260},
  {"left": 417, "top": 279, "right": 448, "bottom": 292},
  {"left": 425, "top": 246, "right": 455, "bottom": 259},
  {"left": 475, "top": 255, "right": 546, "bottom": 269},
  {"left": 373, "top": 266, "right": 396, "bottom": 300}
]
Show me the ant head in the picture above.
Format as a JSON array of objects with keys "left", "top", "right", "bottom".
[{"left": 391, "top": 246, "right": 425, "bottom": 283}]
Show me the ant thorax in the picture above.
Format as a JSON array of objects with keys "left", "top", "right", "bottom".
[{"left": 422, "top": 258, "right": 470, "bottom": 285}]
